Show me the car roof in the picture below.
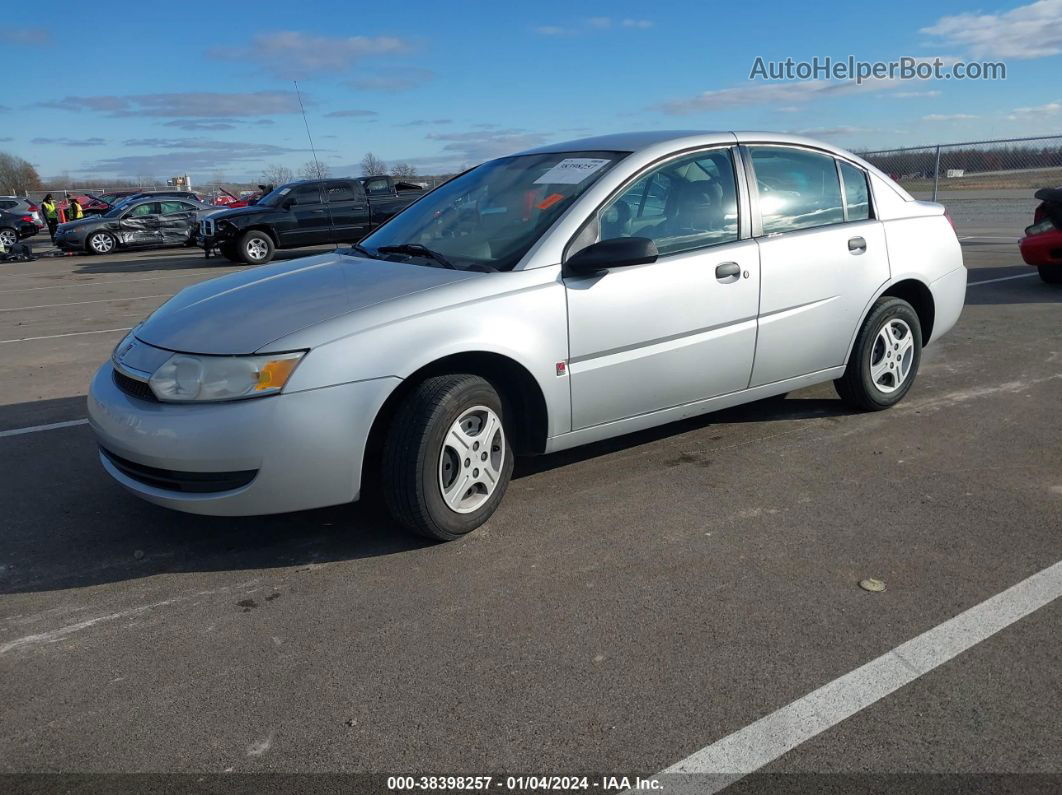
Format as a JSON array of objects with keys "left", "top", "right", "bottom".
[{"left": 514, "top": 129, "right": 870, "bottom": 161}]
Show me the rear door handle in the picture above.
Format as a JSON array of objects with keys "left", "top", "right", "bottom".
[
  {"left": 848, "top": 236, "right": 867, "bottom": 253},
  {"left": 715, "top": 261, "right": 741, "bottom": 279}
]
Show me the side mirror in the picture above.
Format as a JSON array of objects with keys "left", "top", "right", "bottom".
[{"left": 565, "top": 236, "right": 658, "bottom": 275}]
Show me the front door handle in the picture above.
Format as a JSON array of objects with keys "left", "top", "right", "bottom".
[
  {"left": 715, "top": 261, "right": 741, "bottom": 279},
  {"left": 848, "top": 236, "right": 867, "bottom": 254}
]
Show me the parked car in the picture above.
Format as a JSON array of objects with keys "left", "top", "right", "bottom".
[
  {"left": 0, "top": 208, "right": 40, "bottom": 248},
  {"left": 1019, "top": 187, "right": 1062, "bottom": 284},
  {"left": 54, "top": 196, "right": 220, "bottom": 254},
  {"left": 359, "top": 174, "right": 426, "bottom": 197},
  {"left": 80, "top": 190, "right": 205, "bottom": 217},
  {"left": 198, "top": 177, "right": 423, "bottom": 264},
  {"left": 88, "top": 131, "right": 966, "bottom": 540},
  {"left": 0, "top": 196, "right": 42, "bottom": 226}
]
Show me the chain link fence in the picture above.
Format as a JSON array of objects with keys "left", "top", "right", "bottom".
[{"left": 860, "top": 135, "right": 1062, "bottom": 235}]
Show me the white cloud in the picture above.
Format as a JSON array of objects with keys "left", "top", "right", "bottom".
[
  {"left": 922, "top": 113, "right": 978, "bottom": 121},
  {"left": 653, "top": 77, "right": 903, "bottom": 114},
  {"left": 35, "top": 91, "right": 306, "bottom": 118},
  {"left": 346, "top": 68, "right": 435, "bottom": 92},
  {"left": 921, "top": 0, "right": 1062, "bottom": 59},
  {"left": 1010, "top": 100, "right": 1062, "bottom": 114},
  {"left": 324, "top": 109, "right": 379, "bottom": 118},
  {"left": 0, "top": 27, "right": 51, "bottom": 46},
  {"left": 534, "top": 18, "right": 653, "bottom": 36},
  {"left": 209, "top": 31, "right": 413, "bottom": 78},
  {"left": 794, "top": 126, "right": 867, "bottom": 138},
  {"left": 891, "top": 90, "right": 942, "bottom": 98}
]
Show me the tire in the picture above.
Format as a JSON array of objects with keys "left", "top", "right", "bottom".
[
  {"left": 219, "top": 242, "right": 241, "bottom": 262},
  {"left": 0, "top": 227, "right": 17, "bottom": 248},
  {"left": 238, "top": 230, "right": 274, "bottom": 265},
  {"left": 1038, "top": 266, "right": 1062, "bottom": 285},
  {"left": 382, "top": 374, "right": 514, "bottom": 541},
  {"left": 835, "top": 297, "right": 922, "bottom": 411},
  {"left": 87, "top": 231, "right": 115, "bottom": 255}
]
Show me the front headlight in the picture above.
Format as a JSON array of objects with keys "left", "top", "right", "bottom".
[{"left": 148, "top": 351, "right": 305, "bottom": 402}]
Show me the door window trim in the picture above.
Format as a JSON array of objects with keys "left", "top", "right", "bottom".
[
  {"left": 836, "top": 158, "right": 875, "bottom": 223},
  {"left": 562, "top": 144, "right": 750, "bottom": 267}
]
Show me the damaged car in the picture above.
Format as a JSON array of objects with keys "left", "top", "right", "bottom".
[{"left": 54, "top": 196, "right": 220, "bottom": 255}]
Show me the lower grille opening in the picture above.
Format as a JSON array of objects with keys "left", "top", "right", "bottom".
[
  {"left": 100, "top": 448, "right": 257, "bottom": 494},
  {"left": 113, "top": 369, "right": 158, "bottom": 402}
]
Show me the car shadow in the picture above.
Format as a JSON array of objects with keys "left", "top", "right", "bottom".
[
  {"left": 515, "top": 395, "right": 853, "bottom": 478},
  {"left": 1, "top": 393, "right": 848, "bottom": 596}
]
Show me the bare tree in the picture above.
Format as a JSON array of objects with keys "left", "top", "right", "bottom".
[
  {"left": 0, "top": 152, "right": 42, "bottom": 194},
  {"left": 360, "top": 152, "right": 387, "bottom": 176},
  {"left": 390, "top": 162, "right": 417, "bottom": 178},
  {"left": 299, "top": 160, "right": 331, "bottom": 180},
  {"left": 261, "top": 164, "right": 294, "bottom": 186}
]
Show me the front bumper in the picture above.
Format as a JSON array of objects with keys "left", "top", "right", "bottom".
[{"left": 88, "top": 362, "right": 399, "bottom": 516}]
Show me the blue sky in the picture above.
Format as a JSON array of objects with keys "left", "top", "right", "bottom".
[{"left": 2, "top": 0, "right": 1060, "bottom": 182}]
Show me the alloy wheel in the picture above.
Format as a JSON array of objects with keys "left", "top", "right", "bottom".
[
  {"left": 870, "top": 318, "right": 914, "bottom": 394},
  {"left": 437, "top": 405, "right": 505, "bottom": 514},
  {"left": 0, "top": 229, "right": 17, "bottom": 248},
  {"left": 246, "top": 238, "right": 269, "bottom": 261},
  {"left": 90, "top": 233, "right": 114, "bottom": 254}
]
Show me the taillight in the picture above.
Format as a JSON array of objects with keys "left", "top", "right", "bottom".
[{"left": 19, "top": 215, "right": 33, "bottom": 223}]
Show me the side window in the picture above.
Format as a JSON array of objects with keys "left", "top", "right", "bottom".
[
  {"left": 590, "top": 148, "right": 740, "bottom": 257},
  {"left": 128, "top": 202, "right": 159, "bottom": 217},
  {"left": 749, "top": 147, "right": 844, "bottom": 234},
  {"left": 160, "top": 201, "right": 191, "bottom": 215},
  {"left": 0, "top": 200, "right": 15, "bottom": 209},
  {"left": 363, "top": 178, "right": 391, "bottom": 196},
  {"left": 839, "top": 161, "right": 871, "bottom": 221},
  {"left": 325, "top": 182, "right": 355, "bottom": 202},
  {"left": 290, "top": 185, "right": 322, "bottom": 205}
]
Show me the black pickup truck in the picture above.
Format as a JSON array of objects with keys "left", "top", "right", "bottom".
[{"left": 199, "top": 177, "right": 423, "bottom": 264}]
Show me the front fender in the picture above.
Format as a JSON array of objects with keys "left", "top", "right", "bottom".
[{"left": 273, "top": 266, "right": 573, "bottom": 437}]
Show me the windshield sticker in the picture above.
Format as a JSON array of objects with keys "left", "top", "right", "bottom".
[
  {"left": 278, "top": 187, "right": 291, "bottom": 195},
  {"left": 534, "top": 158, "right": 611, "bottom": 185},
  {"left": 536, "top": 192, "right": 565, "bottom": 210}
]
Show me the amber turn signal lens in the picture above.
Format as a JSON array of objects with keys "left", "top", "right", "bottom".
[{"left": 255, "top": 357, "right": 300, "bottom": 391}]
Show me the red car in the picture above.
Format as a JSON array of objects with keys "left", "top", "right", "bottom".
[{"left": 1019, "top": 187, "right": 1062, "bottom": 284}]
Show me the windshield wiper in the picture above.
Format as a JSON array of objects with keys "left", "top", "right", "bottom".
[
  {"left": 377, "top": 243, "right": 457, "bottom": 269},
  {"left": 344, "top": 243, "right": 379, "bottom": 259}
]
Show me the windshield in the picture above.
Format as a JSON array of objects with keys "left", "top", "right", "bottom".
[
  {"left": 103, "top": 197, "right": 137, "bottom": 218},
  {"left": 255, "top": 184, "right": 294, "bottom": 207},
  {"left": 356, "top": 151, "right": 626, "bottom": 271}
]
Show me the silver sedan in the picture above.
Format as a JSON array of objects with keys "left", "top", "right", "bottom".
[{"left": 89, "top": 131, "right": 966, "bottom": 540}]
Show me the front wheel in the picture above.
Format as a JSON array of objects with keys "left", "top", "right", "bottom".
[
  {"left": 382, "top": 374, "right": 514, "bottom": 541},
  {"left": 1038, "top": 266, "right": 1062, "bottom": 285},
  {"left": 238, "top": 230, "right": 274, "bottom": 265},
  {"left": 87, "top": 231, "right": 115, "bottom": 255},
  {"left": 835, "top": 297, "right": 922, "bottom": 411}
]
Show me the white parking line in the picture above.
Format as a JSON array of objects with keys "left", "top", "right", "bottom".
[
  {"left": 0, "top": 294, "right": 169, "bottom": 312},
  {"left": 0, "top": 419, "right": 89, "bottom": 438},
  {"left": 967, "top": 273, "right": 1038, "bottom": 286},
  {"left": 0, "top": 327, "right": 131, "bottom": 344},
  {"left": 650, "top": 559, "right": 1062, "bottom": 793}
]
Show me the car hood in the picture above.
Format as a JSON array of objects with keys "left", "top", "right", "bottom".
[
  {"left": 210, "top": 204, "right": 274, "bottom": 221},
  {"left": 134, "top": 252, "right": 477, "bottom": 355}
]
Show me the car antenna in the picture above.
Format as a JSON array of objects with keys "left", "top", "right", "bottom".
[{"left": 294, "top": 79, "right": 337, "bottom": 243}]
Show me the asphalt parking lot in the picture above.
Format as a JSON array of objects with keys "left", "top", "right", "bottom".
[{"left": 1, "top": 223, "right": 1060, "bottom": 791}]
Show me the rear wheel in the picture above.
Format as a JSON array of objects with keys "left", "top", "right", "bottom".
[
  {"left": 0, "top": 228, "right": 17, "bottom": 248},
  {"left": 87, "top": 231, "right": 115, "bottom": 255},
  {"left": 238, "top": 230, "right": 274, "bottom": 265},
  {"left": 1038, "top": 266, "right": 1062, "bottom": 285},
  {"left": 835, "top": 297, "right": 922, "bottom": 411},
  {"left": 382, "top": 374, "right": 514, "bottom": 541}
]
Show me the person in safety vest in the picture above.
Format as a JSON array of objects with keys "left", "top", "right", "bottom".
[
  {"left": 68, "top": 195, "right": 84, "bottom": 221},
  {"left": 41, "top": 194, "right": 58, "bottom": 242}
]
